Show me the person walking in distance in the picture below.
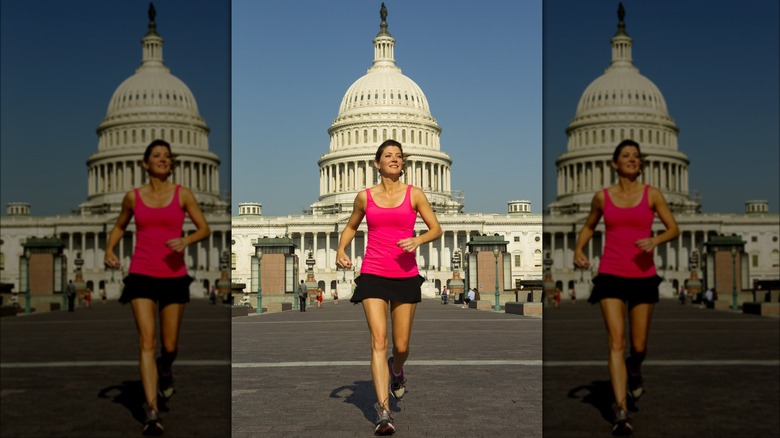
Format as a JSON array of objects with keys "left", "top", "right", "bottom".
[
  {"left": 298, "top": 280, "right": 308, "bottom": 312},
  {"left": 336, "top": 140, "right": 442, "bottom": 435},
  {"left": 105, "top": 140, "right": 211, "bottom": 436},
  {"left": 574, "top": 140, "right": 679, "bottom": 436}
]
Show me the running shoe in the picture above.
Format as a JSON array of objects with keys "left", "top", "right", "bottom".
[
  {"left": 142, "top": 405, "right": 164, "bottom": 436},
  {"left": 374, "top": 403, "right": 395, "bottom": 435},
  {"left": 157, "top": 358, "right": 175, "bottom": 401},
  {"left": 611, "top": 407, "right": 633, "bottom": 436},
  {"left": 387, "top": 357, "right": 406, "bottom": 400},
  {"left": 626, "top": 358, "right": 644, "bottom": 401}
]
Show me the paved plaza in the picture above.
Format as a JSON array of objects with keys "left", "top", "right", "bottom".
[
  {"left": 232, "top": 298, "right": 543, "bottom": 437},
  {"left": 0, "top": 299, "right": 231, "bottom": 437},
  {"left": 542, "top": 299, "right": 780, "bottom": 437},
  {"left": 5, "top": 295, "right": 773, "bottom": 437}
]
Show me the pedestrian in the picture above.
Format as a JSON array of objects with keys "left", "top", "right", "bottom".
[
  {"left": 66, "top": 280, "right": 76, "bottom": 312},
  {"left": 573, "top": 140, "right": 679, "bottom": 436},
  {"left": 441, "top": 286, "right": 448, "bottom": 304},
  {"left": 209, "top": 285, "right": 217, "bottom": 305},
  {"left": 554, "top": 288, "right": 561, "bottom": 309},
  {"left": 104, "top": 139, "right": 211, "bottom": 436},
  {"left": 317, "top": 288, "right": 323, "bottom": 309},
  {"left": 333, "top": 290, "right": 339, "bottom": 305},
  {"left": 570, "top": 288, "right": 576, "bottom": 304},
  {"left": 462, "top": 287, "right": 475, "bottom": 308},
  {"left": 298, "top": 280, "right": 308, "bottom": 312},
  {"left": 85, "top": 287, "right": 92, "bottom": 309},
  {"left": 336, "top": 140, "right": 442, "bottom": 435},
  {"left": 100, "top": 287, "right": 107, "bottom": 304},
  {"left": 704, "top": 287, "right": 714, "bottom": 305},
  {"left": 678, "top": 286, "right": 686, "bottom": 305}
]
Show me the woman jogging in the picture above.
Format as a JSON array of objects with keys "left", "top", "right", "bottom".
[
  {"left": 336, "top": 140, "right": 442, "bottom": 435},
  {"left": 105, "top": 139, "right": 210, "bottom": 435},
  {"left": 574, "top": 140, "right": 679, "bottom": 435}
]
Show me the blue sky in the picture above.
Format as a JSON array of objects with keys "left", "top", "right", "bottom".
[
  {"left": 231, "top": 0, "right": 543, "bottom": 216},
  {"left": 2, "top": 1, "right": 776, "bottom": 218},
  {"left": 0, "top": 0, "right": 230, "bottom": 216},
  {"left": 543, "top": 0, "right": 780, "bottom": 214}
]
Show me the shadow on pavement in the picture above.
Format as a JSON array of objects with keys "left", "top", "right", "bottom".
[
  {"left": 567, "top": 380, "right": 615, "bottom": 423},
  {"left": 330, "top": 380, "right": 397, "bottom": 422},
  {"left": 98, "top": 379, "right": 146, "bottom": 424}
]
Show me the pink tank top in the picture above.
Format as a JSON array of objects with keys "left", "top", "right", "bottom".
[
  {"left": 598, "top": 184, "right": 657, "bottom": 278},
  {"left": 361, "top": 185, "right": 419, "bottom": 278},
  {"left": 128, "top": 185, "right": 187, "bottom": 278}
]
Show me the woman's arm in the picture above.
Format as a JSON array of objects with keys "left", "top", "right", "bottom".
[
  {"left": 573, "top": 191, "right": 604, "bottom": 269},
  {"left": 397, "top": 187, "right": 442, "bottom": 253},
  {"left": 336, "top": 191, "right": 367, "bottom": 269},
  {"left": 635, "top": 187, "right": 680, "bottom": 252},
  {"left": 105, "top": 191, "right": 135, "bottom": 269},
  {"left": 167, "top": 186, "right": 211, "bottom": 252}
]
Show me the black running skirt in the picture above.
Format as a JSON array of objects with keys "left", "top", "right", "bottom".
[
  {"left": 120, "top": 274, "right": 193, "bottom": 305},
  {"left": 350, "top": 274, "right": 425, "bottom": 304},
  {"left": 588, "top": 274, "right": 662, "bottom": 306}
]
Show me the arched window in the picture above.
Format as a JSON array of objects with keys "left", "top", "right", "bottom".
[{"left": 533, "top": 250, "right": 542, "bottom": 267}]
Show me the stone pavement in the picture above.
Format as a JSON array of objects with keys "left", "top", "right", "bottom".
[
  {"left": 543, "top": 299, "right": 780, "bottom": 437},
  {"left": 232, "top": 298, "right": 542, "bottom": 437},
  {"left": 0, "top": 299, "right": 230, "bottom": 437}
]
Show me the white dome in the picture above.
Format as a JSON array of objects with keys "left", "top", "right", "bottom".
[
  {"left": 106, "top": 68, "right": 200, "bottom": 118},
  {"left": 312, "top": 6, "right": 462, "bottom": 215},
  {"left": 81, "top": 8, "right": 225, "bottom": 215},
  {"left": 337, "top": 67, "right": 432, "bottom": 118},
  {"left": 549, "top": 4, "right": 698, "bottom": 216},
  {"left": 576, "top": 67, "right": 669, "bottom": 119}
]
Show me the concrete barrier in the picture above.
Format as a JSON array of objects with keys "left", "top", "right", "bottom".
[
  {"left": 743, "top": 302, "right": 779, "bottom": 316},
  {"left": 232, "top": 305, "right": 249, "bottom": 317},
  {"left": 505, "top": 302, "right": 543, "bottom": 317}
]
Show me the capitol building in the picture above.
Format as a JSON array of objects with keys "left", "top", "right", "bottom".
[
  {"left": 231, "top": 6, "right": 543, "bottom": 305},
  {"left": 543, "top": 5, "right": 779, "bottom": 299},
  {"left": 0, "top": 7, "right": 231, "bottom": 305}
]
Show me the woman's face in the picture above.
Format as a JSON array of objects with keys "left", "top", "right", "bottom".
[
  {"left": 375, "top": 145, "right": 403, "bottom": 176},
  {"left": 143, "top": 145, "right": 172, "bottom": 177},
  {"left": 612, "top": 145, "right": 641, "bottom": 176}
]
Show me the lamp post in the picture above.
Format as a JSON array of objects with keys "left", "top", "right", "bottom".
[
  {"left": 19, "top": 248, "right": 31, "bottom": 314},
  {"left": 256, "top": 248, "right": 263, "bottom": 314},
  {"left": 731, "top": 246, "right": 738, "bottom": 311},
  {"left": 493, "top": 247, "right": 500, "bottom": 311},
  {"left": 463, "top": 255, "right": 470, "bottom": 301}
]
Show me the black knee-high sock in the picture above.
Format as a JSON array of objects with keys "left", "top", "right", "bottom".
[
  {"left": 628, "top": 347, "right": 646, "bottom": 373},
  {"left": 159, "top": 349, "right": 177, "bottom": 374}
]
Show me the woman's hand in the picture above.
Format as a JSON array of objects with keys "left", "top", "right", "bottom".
[
  {"left": 635, "top": 237, "right": 657, "bottom": 253},
  {"left": 104, "top": 251, "right": 121, "bottom": 269},
  {"left": 336, "top": 250, "right": 352, "bottom": 269},
  {"left": 166, "top": 237, "right": 190, "bottom": 253},
  {"left": 397, "top": 237, "right": 420, "bottom": 253},
  {"left": 573, "top": 250, "right": 590, "bottom": 269}
]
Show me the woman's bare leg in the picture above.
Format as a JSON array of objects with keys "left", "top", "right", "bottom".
[
  {"left": 600, "top": 298, "right": 629, "bottom": 411},
  {"left": 362, "top": 298, "right": 391, "bottom": 409}
]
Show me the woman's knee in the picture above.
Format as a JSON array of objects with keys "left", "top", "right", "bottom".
[
  {"left": 138, "top": 333, "right": 157, "bottom": 353},
  {"left": 393, "top": 343, "right": 410, "bottom": 356},
  {"left": 370, "top": 336, "right": 387, "bottom": 353},
  {"left": 607, "top": 334, "right": 626, "bottom": 353}
]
